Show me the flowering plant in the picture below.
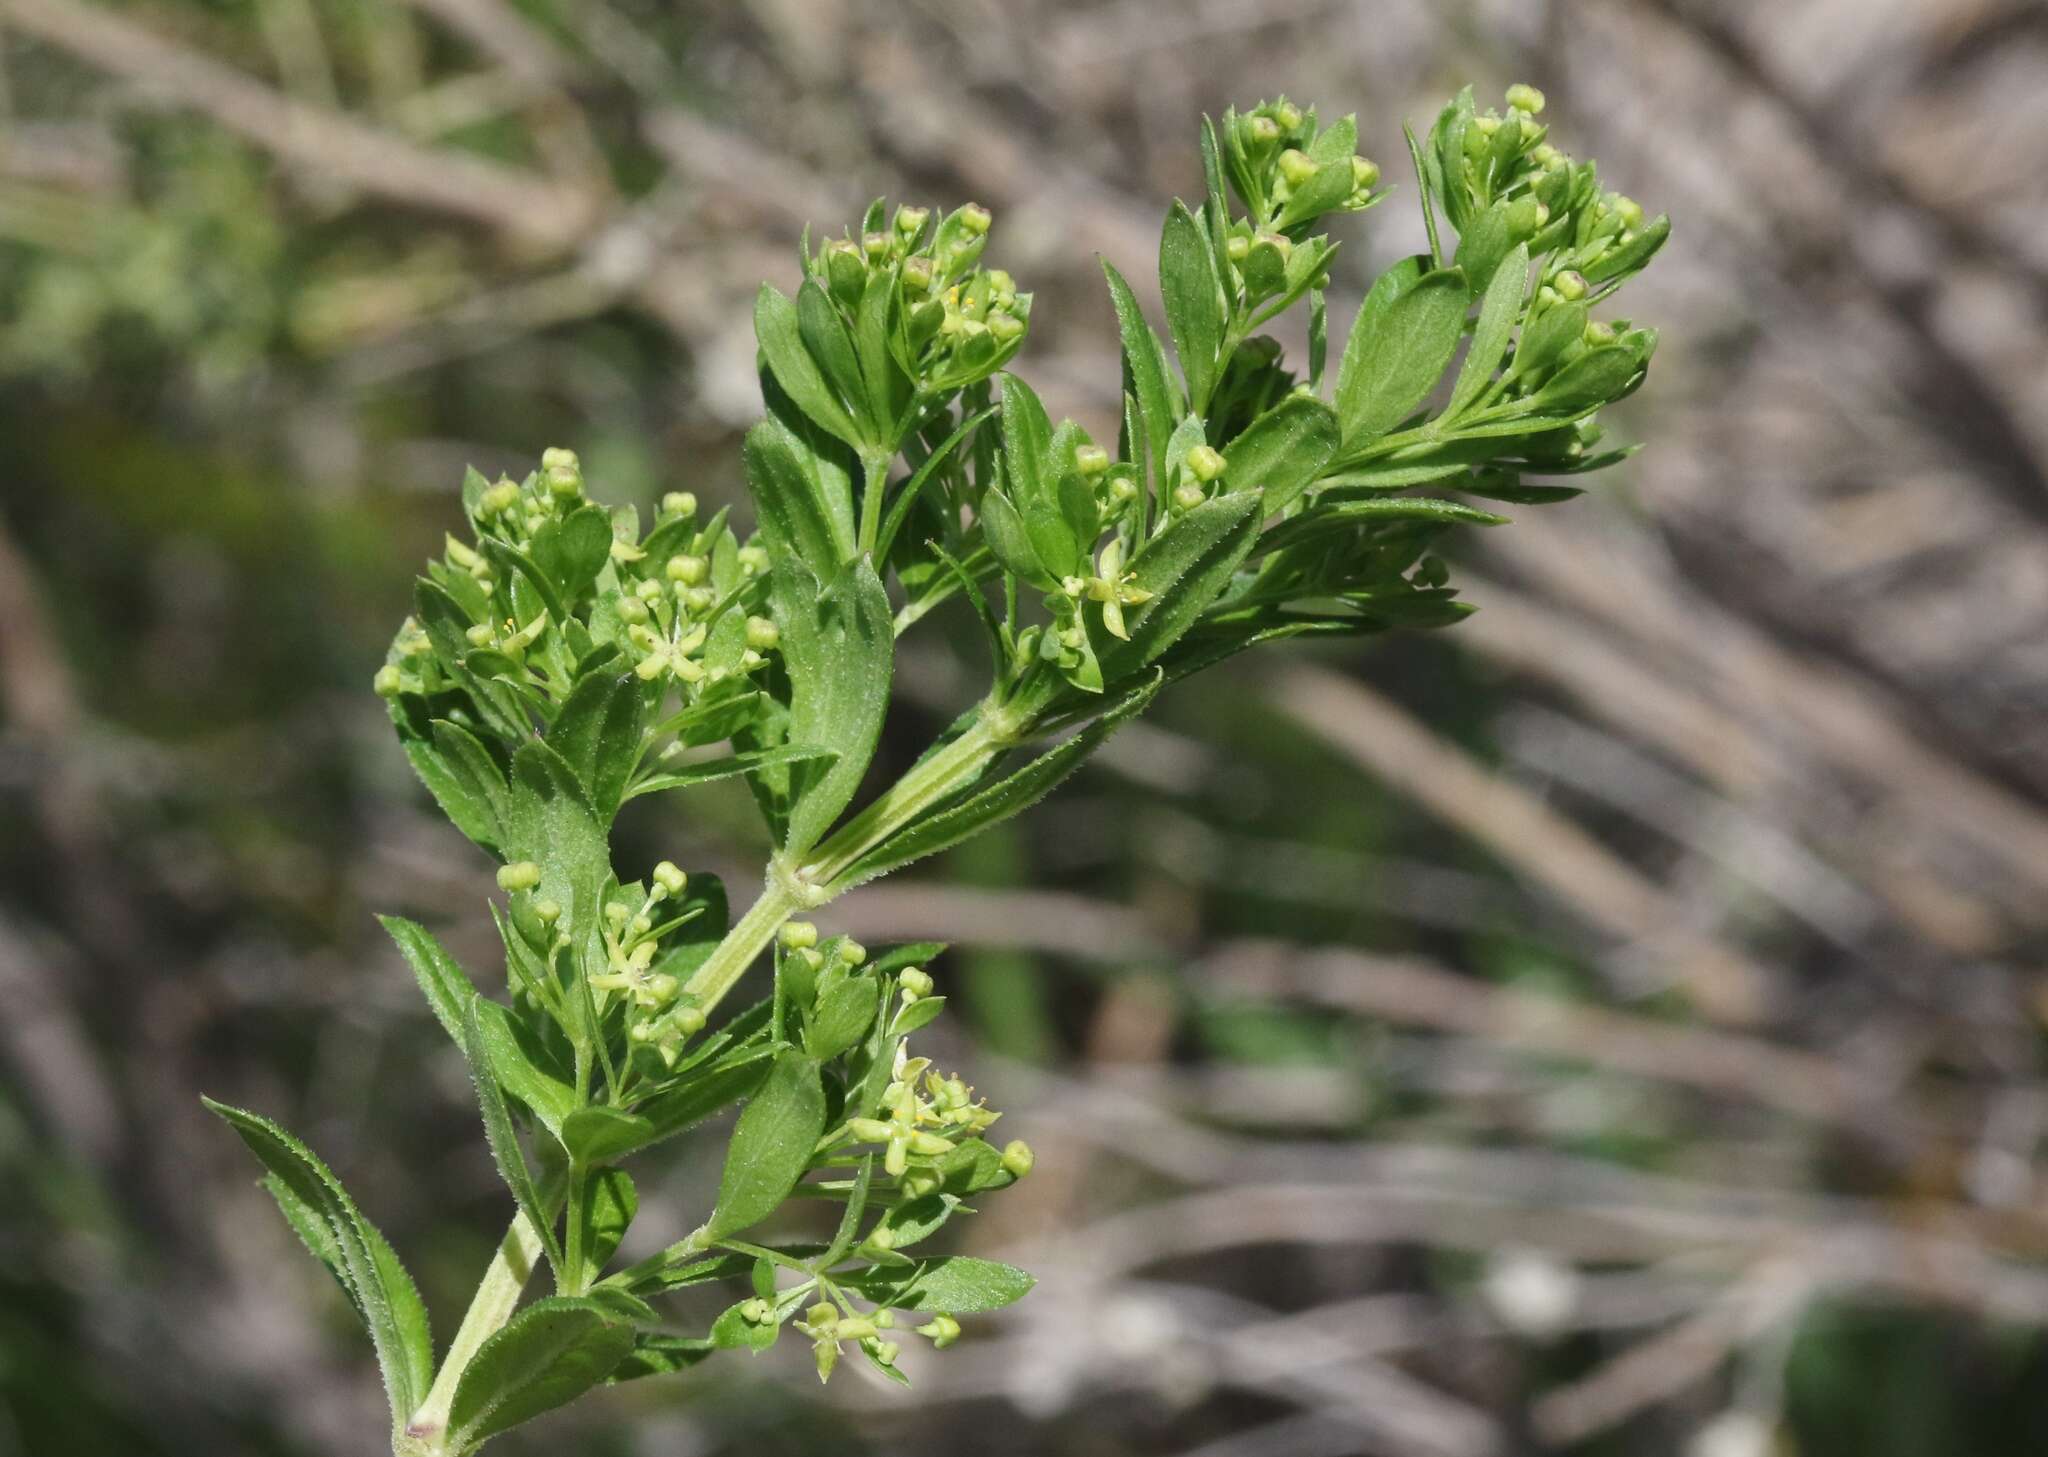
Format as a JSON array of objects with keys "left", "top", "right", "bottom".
[{"left": 205, "top": 85, "right": 1667, "bottom": 1455}]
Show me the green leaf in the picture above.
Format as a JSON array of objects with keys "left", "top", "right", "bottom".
[
  {"left": 378, "top": 915, "right": 479, "bottom": 1048},
  {"left": 755, "top": 283, "right": 861, "bottom": 448},
  {"left": 710, "top": 1298, "right": 782, "bottom": 1351},
  {"left": 445, "top": 1296, "right": 636, "bottom": 1451},
  {"left": 201, "top": 1100, "right": 433, "bottom": 1440},
  {"left": 804, "top": 975, "right": 880, "bottom": 1061},
  {"left": 528, "top": 506, "right": 613, "bottom": 604},
  {"left": 462, "top": 999, "right": 563, "bottom": 1276},
  {"left": 1276, "top": 114, "right": 1360, "bottom": 229},
  {"left": 1445, "top": 242, "right": 1527, "bottom": 419},
  {"left": 745, "top": 415, "right": 853, "bottom": 572},
  {"left": 1102, "top": 260, "right": 1182, "bottom": 496},
  {"left": 1452, "top": 199, "right": 1516, "bottom": 293},
  {"left": 498, "top": 739, "right": 611, "bottom": 1016},
  {"left": 797, "top": 278, "right": 874, "bottom": 444},
  {"left": 773, "top": 558, "right": 894, "bottom": 857},
  {"left": 561, "top": 1106, "right": 657, "bottom": 1167},
  {"left": 708, "top": 1050, "right": 826, "bottom": 1238},
  {"left": 1334, "top": 266, "right": 1468, "bottom": 442},
  {"left": 545, "top": 672, "right": 646, "bottom": 820},
  {"left": 1106, "top": 491, "right": 1263, "bottom": 674},
  {"left": 609, "top": 1335, "right": 715, "bottom": 1381},
  {"left": 470, "top": 997, "right": 578, "bottom": 1138},
  {"left": 1160, "top": 200, "right": 1226, "bottom": 411},
  {"left": 977, "top": 487, "right": 1047, "bottom": 586},
  {"left": 1223, "top": 394, "right": 1339, "bottom": 513},
  {"left": 398, "top": 729, "right": 503, "bottom": 854},
  {"left": 843, "top": 1255, "right": 1035, "bottom": 1314},
  {"left": 624, "top": 744, "right": 838, "bottom": 802},
  {"left": 1258, "top": 496, "right": 1507, "bottom": 556},
  {"left": 627, "top": 1045, "right": 775, "bottom": 1155},
  {"left": 834, "top": 674, "right": 1159, "bottom": 892},
  {"left": 892, "top": 995, "right": 945, "bottom": 1035},
  {"left": 1510, "top": 299, "right": 1586, "bottom": 380},
  {"left": 579, "top": 1167, "right": 636, "bottom": 1275},
  {"left": 1535, "top": 344, "right": 1642, "bottom": 412},
  {"left": 999, "top": 375, "right": 1084, "bottom": 580}
]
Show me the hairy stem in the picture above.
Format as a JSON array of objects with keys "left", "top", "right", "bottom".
[
  {"left": 401, "top": 1210, "right": 546, "bottom": 1454},
  {"left": 681, "top": 702, "right": 1024, "bottom": 1023}
]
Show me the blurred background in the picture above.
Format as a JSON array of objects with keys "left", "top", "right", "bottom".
[{"left": 5, "top": 1, "right": 2048, "bottom": 1454}]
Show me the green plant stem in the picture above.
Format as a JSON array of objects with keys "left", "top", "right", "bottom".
[
  {"left": 400, "top": 1210, "right": 546, "bottom": 1455},
  {"left": 680, "top": 703, "right": 1024, "bottom": 1023},
  {"left": 856, "top": 450, "right": 891, "bottom": 556}
]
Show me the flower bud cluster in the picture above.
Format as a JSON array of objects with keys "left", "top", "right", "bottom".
[
  {"left": 844, "top": 1038, "right": 1003, "bottom": 1182},
  {"left": 1222, "top": 96, "right": 1384, "bottom": 238},
  {"left": 581, "top": 861, "right": 707, "bottom": 1069},
  {"left": 804, "top": 200, "right": 1031, "bottom": 403},
  {"left": 1431, "top": 85, "right": 1668, "bottom": 295}
]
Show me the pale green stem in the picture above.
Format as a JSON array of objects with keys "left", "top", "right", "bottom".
[
  {"left": 681, "top": 705, "right": 1020, "bottom": 1023},
  {"left": 400, "top": 1210, "right": 546, "bottom": 1455}
]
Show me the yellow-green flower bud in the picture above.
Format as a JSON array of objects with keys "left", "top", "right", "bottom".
[
  {"left": 373, "top": 664, "right": 403, "bottom": 698},
  {"left": 1351, "top": 155, "right": 1381, "bottom": 191},
  {"left": 1583, "top": 319, "right": 1617, "bottom": 347},
  {"left": 824, "top": 238, "right": 866, "bottom": 301},
  {"left": 835, "top": 1317, "right": 877, "bottom": 1341},
  {"left": 481, "top": 481, "right": 522, "bottom": 516},
  {"left": 683, "top": 585, "right": 716, "bottom": 615},
  {"left": 1226, "top": 234, "right": 1250, "bottom": 263},
  {"left": 740, "top": 1297, "right": 771, "bottom": 1322},
  {"left": 1555, "top": 270, "right": 1588, "bottom": 301},
  {"left": 616, "top": 596, "right": 650, "bottom": 627},
  {"left": 1272, "top": 100, "right": 1302, "bottom": 133},
  {"left": 737, "top": 545, "right": 770, "bottom": 575},
  {"left": 1474, "top": 113, "right": 1501, "bottom": 137},
  {"left": 957, "top": 203, "right": 992, "bottom": 236},
  {"left": 839, "top": 939, "right": 867, "bottom": 965},
  {"left": 901, "top": 255, "right": 934, "bottom": 295},
  {"left": 807, "top": 1302, "right": 839, "bottom": 1329},
  {"left": 901, "top": 1170, "right": 941, "bottom": 1200},
  {"left": 665, "top": 554, "right": 708, "bottom": 585},
  {"left": 1506, "top": 195, "right": 1548, "bottom": 238},
  {"left": 863, "top": 1224, "right": 896, "bottom": 1252},
  {"left": 899, "top": 967, "right": 934, "bottom": 1000},
  {"left": 894, "top": 204, "right": 929, "bottom": 238},
  {"left": 1075, "top": 444, "right": 1111, "bottom": 477},
  {"left": 987, "top": 312, "right": 1026, "bottom": 344},
  {"left": 863, "top": 230, "right": 891, "bottom": 261},
  {"left": 1108, "top": 473, "right": 1139, "bottom": 504},
  {"left": 1172, "top": 482, "right": 1207, "bottom": 512},
  {"left": 780, "top": 920, "right": 818, "bottom": 950},
  {"left": 497, "top": 861, "right": 541, "bottom": 893},
  {"left": 546, "top": 464, "right": 581, "bottom": 500},
  {"left": 917, "top": 1314, "right": 961, "bottom": 1348},
  {"left": 465, "top": 623, "right": 495, "bottom": 649},
  {"left": 1506, "top": 83, "right": 1546, "bottom": 115},
  {"left": 1244, "top": 114, "right": 1281, "bottom": 149},
  {"left": 533, "top": 898, "right": 561, "bottom": 926},
  {"left": 1001, "top": 1139, "right": 1035, "bottom": 1177},
  {"left": 652, "top": 861, "right": 688, "bottom": 896},
  {"left": 872, "top": 1341, "right": 900, "bottom": 1365},
  {"left": 1533, "top": 143, "right": 1564, "bottom": 169},
  {"left": 745, "top": 615, "right": 780, "bottom": 651},
  {"left": 848, "top": 1117, "right": 896, "bottom": 1142},
  {"left": 670, "top": 1005, "right": 706, "bottom": 1035},
  {"left": 661, "top": 490, "right": 697, "bottom": 517},
  {"left": 1185, "top": 444, "right": 1226, "bottom": 483},
  {"left": 1277, "top": 148, "right": 1318, "bottom": 188}
]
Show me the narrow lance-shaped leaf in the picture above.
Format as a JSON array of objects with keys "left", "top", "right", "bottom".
[
  {"left": 1102, "top": 260, "right": 1182, "bottom": 497},
  {"left": 1223, "top": 394, "right": 1340, "bottom": 514},
  {"left": 445, "top": 1297, "right": 637, "bottom": 1452},
  {"left": 774, "top": 557, "right": 894, "bottom": 857},
  {"left": 707, "top": 1049, "right": 827, "bottom": 1238},
  {"left": 1334, "top": 266, "right": 1469, "bottom": 443},
  {"left": 378, "top": 915, "right": 479, "bottom": 1047},
  {"left": 754, "top": 283, "right": 861, "bottom": 448},
  {"left": 201, "top": 1100, "right": 434, "bottom": 1441},
  {"left": 1159, "top": 199, "right": 1226, "bottom": 412},
  {"left": 1445, "top": 241, "right": 1527, "bottom": 420},
  {"left": 463, "top": 999, "right": 564, "bottom": 1277}
]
